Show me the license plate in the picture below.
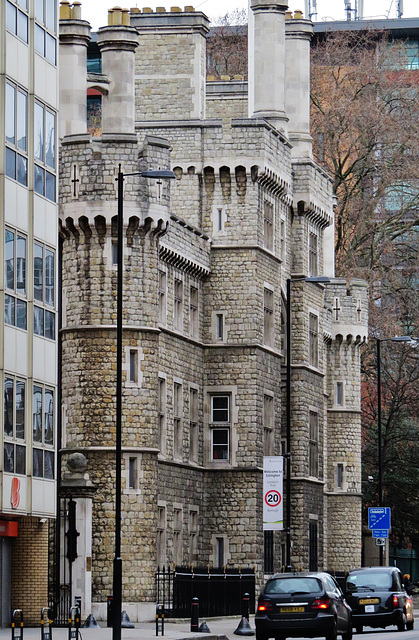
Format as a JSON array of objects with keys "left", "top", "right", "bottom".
[
  {"left": 359, "top": 598, "right": 379, "bottom": 605},
  {"left": 365, "top": 605, "right": 375, "bottom": 613},
  {"left": 280, "top": 606, "right": 305, "bottom": 613}
]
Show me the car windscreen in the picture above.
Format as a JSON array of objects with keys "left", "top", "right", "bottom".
[
  {"left": 265, "top": 577, "right": 323, "bottom": 595},
  {"left": 347, "top": 572, "right": 392, "bottom": 592}
]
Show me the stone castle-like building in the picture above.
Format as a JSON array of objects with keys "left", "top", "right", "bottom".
[{"left": 58, "top": 0, "right": 368, "bottom": 620}]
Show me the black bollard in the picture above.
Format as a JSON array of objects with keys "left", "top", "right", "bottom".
[
  {"left": 190, "top": 597, "right": 199, "bottom": 632},
  {"left": 242, "top": 593, "right": 250, "bottom": 621},
  {"left": 155, "top": 604, "right": 164, "bottom": 637}
]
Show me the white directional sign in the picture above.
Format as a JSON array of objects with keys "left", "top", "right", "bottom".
[{"left": 263, "top": 456, "right": 283, "bottom": 531}]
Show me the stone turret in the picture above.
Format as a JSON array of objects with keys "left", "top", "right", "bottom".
[
  {"left": 97, "top": 13, "right": 139, "bottom": 134},
  {"left": 130, "top": 8, "right": 210, "bottom": 121},
  {"left": 59, "top": 0, "right": 91, "bottom": 137},
  {"left": 285, "top": 15, "right": 313, "bottom": 159},
  {"left": 249, "top": 0, "right": 289, "bottom": 132}
]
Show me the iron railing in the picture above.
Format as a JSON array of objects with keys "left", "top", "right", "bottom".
[{"left": 156, "top": 565, "right": 255, "bottom": 618}]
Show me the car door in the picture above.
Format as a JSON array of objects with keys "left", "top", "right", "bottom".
[{"left": 325, "top": 575, "right": 349, "bottom": 632}]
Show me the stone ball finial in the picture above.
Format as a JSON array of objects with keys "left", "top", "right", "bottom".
[{"left": 66, "top": 452, "right": 88, "bottom": 473}]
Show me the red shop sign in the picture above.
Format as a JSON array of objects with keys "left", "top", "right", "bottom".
[{"left": 0, "top": 521, "right": 18, "bottom": 537}]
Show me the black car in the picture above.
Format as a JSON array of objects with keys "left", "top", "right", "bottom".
[
  {"left": 255, "top": 571, "right": 353, "bottom": 640},
  {"left": 345, "top": 566, "right": 414, "bottom": 633}
]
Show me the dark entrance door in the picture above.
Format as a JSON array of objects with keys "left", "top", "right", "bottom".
[{"left": 0, "top": 538, "right": 12, "bottom": 627}]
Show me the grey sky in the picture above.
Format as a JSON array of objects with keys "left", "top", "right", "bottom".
[{"left": 80, "top": 0, "right": 418, "bottom": 31}]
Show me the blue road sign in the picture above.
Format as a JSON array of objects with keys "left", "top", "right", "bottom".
[
  {"left": 372, "top": 529, "right": 389, "bottom": 538},
  {"left": 368, "top": 507, "right": 391, "bottom": 530}
]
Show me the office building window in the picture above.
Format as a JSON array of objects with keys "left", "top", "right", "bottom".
[
  {"left": 173, "top": 508, "right": 183, "bottom": 566},
  {"left": 216, "top": 313, "right": 224, "bottom": 341},
  {"left": 210, "top": 395, "right": 230, "bottom": 461},
  {"left": 129, "top": 349, "right": 138, "bottom": 384},
  {"left": 190, "top": 285, "right": 199, "bottom": 339},
  {"left": 336, "top": 382, "right": 344, "bottom": 406},
  {"left": 173, "top": 382, "right": 183, "bottom": 459},
  {"left": 337, "top": 462, "right": 344, "bottom": 490},
  {"left": 263, "top": 394, "right": 274, "bottom": 457},
  {"left": 5, "top": 82, "right": 28, "bottom": 186},
  {"left": 32, "top": 384, "right": 55, "bottom": 479},
  {"left": 157, "top": 505, "right": 166, "bottom": 567},
  {"left": 189, "top": 387, "right": 198, "bottom": 463},
  {"left": 34, "top": 102, "right": 56, "bottom": 201},
  {"left": 309, "top": 411, "right": 319, "bottom": 478},
  {"left": 216, "top": 537, "right": 225, "bottom": 568},
  {"left": 309, "top": 232, "right": 318, "bottom": 277},
  {"left": 174, "top": 278, "right": 183, "bottom": 331},
  {"left": 34, "top": 0, "right": 57, "bottom": 64},
  {"left": 158, "top": 270, "right": 167, "bottom": 324},
  {"left": 6, "top": 0, "right": 28, "bottom": 43},
  {"left": 158, "top": 377, "right": 167, "bottom": 456},
  {"left": 264, "top": 288, "right": 274, "bottom": 347},
  {"left": 34, "top": 242, "right": 55, "bottom": 339},
  {"left": 5, "top": 229, "right": 27, "bottom": 330},
  {"left": 309, "top": 313, "right": 318, "bottom": 368},
  {"left": 264, "top": 200, "right": 274, "bottom": 252},
  {"left": 3, "top": 376, "right": 26, "bottom": 475}
]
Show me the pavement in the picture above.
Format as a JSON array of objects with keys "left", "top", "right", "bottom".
[{"left": 0, "top": 616, "right": 250, "bottom": 640}]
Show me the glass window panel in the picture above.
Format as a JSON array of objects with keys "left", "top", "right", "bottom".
[
  {"left": 15, "top": 381, "right": 25, "bottom": 439},
  {"left": 34, "top": 243, "right": 43, "bottom": 301},
  {"left": 33, "top": 306, "right": 44, "bottom": 336},
  {"left": 45, "top": 250, "right": 54, "bottom": 305},
  {"left": 16, "top": 299, "right": 27, "bottom": 330},
  {"left": 6, "top": 148, "right": 16, "bottom": 180},
  {"left": 45, "top": 111, "right": 55, "bottom": 168},
  {"left": 34, "top": 103, "right": 44, "bottom": 161},
  {"left": 212, "top": 395, "right": 229, "bottom": 422},
  {"left": 16, "top": 445, "right": 26, "bottom": 475},
  {"left": 17, "top": 154, "right": 27, "bottom": 186},
  {"left": 35, "top": 23, "right": 45, "bottom": 55},
  {"left": 18, "top": 0, "right": 28, "bottom": 10},
  {"left": 17, "top": 10, "right": 28, "bottom": 42},
  {"left": 6, "top": 2, "right": 17, "bottom": 34},
  {"left": 212, "top": 429, "right": 229, "bottom": 460},
  {"left": 46, "top": 0, "right": 56, "bottom": 31},
  {"left": 45, "top": 33, "right": 56, "bottom": 64},
  {"left": 16, "top": 235, "right": 26, "bottom": 295},
  {"left": 34, "top": 165, "right": 45, "bottom": 196},
  {"left": 5, "top": 83, "right": 15, "bottom": 145},
  {"left": 45, "top": 310, "right": 55, "bottom": 340},
  {"left": 5, "top": 295, "right": 15, "bottom": 326},
  {"left": 33, "top": 386, "right": 43, "bottom": 442},
  {"left": 45, "top": 171, "right": 55, "bottom": 202},
  {"left": 4, "top": 443, "right": 14, "bottom": 473},
  {"left": 35, "top": 0, "right": 44, "bottom": 22},
  {"left": 33, "top": 448, "right": 43, "bottom": 478},
  {"left": 17, "top": 91, "right": 27, "bottom": 151},
  {"left": 44, "top": 388, "right": 54, "bottom": 444},
  {"left": 4, "top": 378, "right": 14, "bottom": 437},
  {"left": 44, "top": 450, "right": 54, "bottom": 479},
  {"left": 5, "top": 229, "right": 15, "bottom": 291}
]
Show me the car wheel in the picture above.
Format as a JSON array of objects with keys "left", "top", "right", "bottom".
[
  {"left": 325, "top": 623, "right": 338, "bottom": 640},
  {"left": 342, "top": 625, "right": 353, "bottom": 640},
  {"left": 397, "top": 612, "right": 407, "bottom": 632},
  {"left": 406, "top": 620, "right": 414, "bottom": 631},
  {"left": 355, "top": 627, "right": 363, "bottom": 634}
]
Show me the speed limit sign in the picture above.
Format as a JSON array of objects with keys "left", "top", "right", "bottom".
[
  {"left": 263, "top": 457, "right": 284, "bottom": 530},
  {"left": 265, "top": 490, "right": 282, "bottom": 507}
]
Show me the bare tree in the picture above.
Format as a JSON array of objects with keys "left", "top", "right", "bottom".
[{"left": 207, "top": 9, "right": 248, "bottom": 79}]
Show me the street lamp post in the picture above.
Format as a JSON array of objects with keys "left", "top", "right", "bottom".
[
  {"left": 285, "top": 275, "right": 330, "bottom": 570},
  {"left": 113, "top": 165, "right": 175, "bottom": 640},
  {"left": 375, "top": 335, "right": 413, "bottom": 567}
]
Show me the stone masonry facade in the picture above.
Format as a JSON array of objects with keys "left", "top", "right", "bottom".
[{"left": 58, "top": 0, "right": 368, "bottom": 620}]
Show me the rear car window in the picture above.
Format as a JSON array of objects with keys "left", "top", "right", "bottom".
[
  {"left": 347, "top": 572, "right": 392, "bottom": 591},
  {"left": 265, "top": 577, "right": 322, "bottom": 594}
]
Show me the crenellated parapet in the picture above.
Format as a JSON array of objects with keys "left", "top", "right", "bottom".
[{"left": 325, "top": 278, "right": 368, "bottom": 344}]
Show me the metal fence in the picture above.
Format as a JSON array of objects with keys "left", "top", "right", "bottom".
[
  {"left": 50, "top": 583, "right": 71, "bottom": 627},
  {"left": 156, "top": 566, "right": 255, "bottom": 618}
]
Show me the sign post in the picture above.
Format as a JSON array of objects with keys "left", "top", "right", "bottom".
[{"left": 263, "top": 457, "right": 283, "bottom": 531}]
